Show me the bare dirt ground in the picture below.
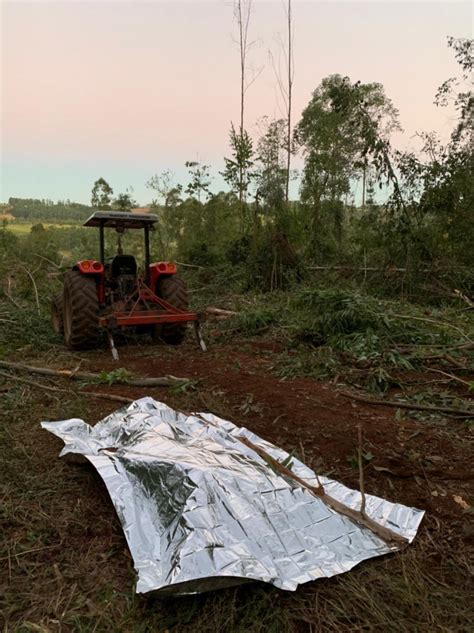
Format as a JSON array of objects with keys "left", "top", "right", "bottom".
[{"left": 1, "top": 336, "right": 473, "bottom": 631}]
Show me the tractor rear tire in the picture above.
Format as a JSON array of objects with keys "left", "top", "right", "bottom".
[
  {"left": 153, "top": 275, "right": 189, "bottom": 345},
  {"left": 63, "top": 271, "right": 99, "bottom": 350},
  {"left": 51, "top": 292, "right": 64, "bottom": 335}
]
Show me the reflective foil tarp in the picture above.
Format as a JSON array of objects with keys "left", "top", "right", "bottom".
[{"left": 42, "top": 398, "right": 424, "bottom": 594}]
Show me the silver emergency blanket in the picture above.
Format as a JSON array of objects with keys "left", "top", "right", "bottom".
[{"left": 42, "top": 397, "right": 424, "bottom": 595}]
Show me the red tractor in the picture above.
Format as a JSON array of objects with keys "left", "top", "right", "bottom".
[{"left": 51, "top": 211, "right": 203, "bottom": 352}]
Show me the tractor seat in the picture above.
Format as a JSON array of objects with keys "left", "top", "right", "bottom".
[{"left": 106, "top": 254, "right": 137, "bottom": 277}]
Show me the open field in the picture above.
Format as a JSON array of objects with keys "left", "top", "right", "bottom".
[
  {"left": 1, "top": 328, "right": 473, "bottom": 632},
  {"left": 5, "top": 222, "right": 76, "bottom": 235}
]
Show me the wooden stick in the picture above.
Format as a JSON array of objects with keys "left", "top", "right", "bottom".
[
  {"left": 307, "top": 265, "right": 432, "bottom": 273},
  {"left": 357, "top": 423, "right": 367, "bottom": 516},
  {"left": 338, "top": 391, "right": 473, "bottom": 418},
  {"left": 443, "top": 353, "right": 468, "bottom": 370},
  {"left": 238, "top": 436, "right": 408, "bottom": 548},
  {"left": 454, "top": 289, "right": 474, "bottom": 309},
  {"left": 0, "top": 360, "right": 190, "bottom": 388},
  {"left": 174, "top": 260, "right": 206, "bottom": 269},
  {"left": 22, "top": 266, "right": 40, "bottom": 314},
  {"left": 82, "top": 391, "right": 133, "bottom": 403},
  {"left": 0, "top": 369, "right": 70, "bottom": 394},
  {"left": 4, "top": 276, "right": 22, "bottom": 309},
  {"left": 0, "top": 369, "right": 133, "bottom": 403},
  {"left": 425, "top": 368, "right": 472, "bottom": 387},
  {"left": 34, "top": 253, "right": 65, "bottom": 269},
  {"left": 205, "top": 306, "right": 238, "bottom": 318},
  {"left": 387, "top": 312, "right": 473, "bottom": 344}
]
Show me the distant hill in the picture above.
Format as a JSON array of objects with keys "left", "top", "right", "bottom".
[{"left": 8, "top": 198, "right": 93, "bottom": 222}]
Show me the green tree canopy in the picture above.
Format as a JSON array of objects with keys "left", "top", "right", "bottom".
[
  {"left": 296, "top": 75, "right": 400, "bottom": 250},
  {"left": 91, "top": 178, "right": 113, "bottom": 210}
]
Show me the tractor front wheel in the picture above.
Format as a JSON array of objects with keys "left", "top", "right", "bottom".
[
  {"left": 63, "top": 271, "right": 99, "bottom": 349},
  {"left": 153, "top": 275, "right": 189, "bottom": 345}
]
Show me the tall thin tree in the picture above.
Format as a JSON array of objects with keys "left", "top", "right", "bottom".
[
  {"left": 269, "top": 1, "right": 294, "bottom": 204},
  {"left": 233, "top": 1, "right": 260, "bottom": 211},
  {"left": 285, "top": 0, "right": 294, "bottom": 204},
  {"left": 235, "top": 1, "right": 252, "bottom": 137}
]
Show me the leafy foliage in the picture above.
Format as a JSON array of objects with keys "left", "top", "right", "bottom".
[
  {"left": 296, "top": 75, "right": 400, "bottom": 255},
  {"left": 185, "top": 161, "right": 212, "bottom": 202},
  {"left": 97, "top": 368, "right": 133, "bottom": 385},
  {"left": 222, "top": 124, "right": 256, "bottom": 217},
  {"left": 112, "top": 191, "right": 136, "bottom": 213},
  {"left": 91, "top": 178, "right": 113, "bottom": 210}
]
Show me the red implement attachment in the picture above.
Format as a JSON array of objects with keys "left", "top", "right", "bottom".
[{"left": 98, "top": 278, "right": 199, "bottom": 329}]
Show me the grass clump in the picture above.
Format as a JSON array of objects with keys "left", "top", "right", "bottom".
[
  {"left": 296, "top": 288, "right": 383, "bottom": 338},
  {"left": 234, "top": 308, "right": 279, "bottom": 335}
]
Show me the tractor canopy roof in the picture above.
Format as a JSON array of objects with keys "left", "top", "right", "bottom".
[{"left": 84, "top": 211, "right": 158, "bottom": 229}]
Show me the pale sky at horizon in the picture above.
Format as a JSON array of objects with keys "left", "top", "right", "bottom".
[{"left": 1, "top": 0, "right": 472, "bottom": 205}]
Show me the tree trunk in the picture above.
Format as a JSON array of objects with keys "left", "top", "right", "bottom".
[{"left": 285, "top": 0, "right": 293, "bottom": 204}]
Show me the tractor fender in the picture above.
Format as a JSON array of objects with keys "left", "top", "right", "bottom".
[{"left": 149, "top": 262, "right": 177, "bottom": 290}]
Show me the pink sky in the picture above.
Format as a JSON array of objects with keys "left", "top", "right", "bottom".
[{"left": 1, "top": 1, "right": 472, "bottom": 204}]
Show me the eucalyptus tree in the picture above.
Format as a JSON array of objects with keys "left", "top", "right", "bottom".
[
  {"left": 269, "top": 1, "right": 294, "bottom": 204},
  {"left": 255, "top": 117, "right": 287, "bottom": 216},
  {"left": 295, "top": 75, "right": 400, "bottom": 248},
  {"left": 91, "top": 178, "right": 113, "bottom": 210},
  {"left": 146, "top": 170, "right": 178, "bottom": 206},
  {"left": 112, "top": 191, "right": 136, "bottom": 213},
  {"left": 185, "top": 161, "right": 212, "bottom": 202},
  {"left": 386, "top": 37, "right": 474, "bottom": 268},
  {"left": 222, "top": 123, "right": 256, "bottom": 227},
  {"left": 230, "top": 0, "right": 262, "bottom": 220}
]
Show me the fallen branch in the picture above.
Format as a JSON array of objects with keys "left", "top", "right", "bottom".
[
  {"left": 0, "top": 369, "right": 134, "bottom": 403},
  {"left": 81, "top": 391, "right": 133, "bottom": 404},
  {"left": 307, "top": 265, "right": 431, "bottom": 273},
  {"left": 0, "top": 360, "right": 190, "bottom": 388},
  {"left": 396, "top": 342, "right": 473, "bottom": 352},
  {"left": 188, "top": 285, "right": 215, "bottom": 295},
  {"left": 388, "top": 312, "right": 474, "bottom": 345},
  {"left": 3, "top": 276, "right": 22, "bottom": 309},
  {"left": 454, "top": 289, "right": 474, "bottom": 309},
  {"left": 415, "top": 350, "right": 472, "bottom": 368},
  {"left": 34, "top": 253, "right": 66, "bottom": 269},
  {"left": 0, "top": 369, "right": 70, "bottom": 394},
  {"left": 174, "top": 260, "right": 206, "bottom": 269},
  {"left": 205, "top": 306, "right": 238, "bottom": 319},
  {"left": 425, "top": 368, "right": 473, "bottom": 388},
  {"left": 21, "top": 266, "right": 40, "bottom": 314},
  {"left": 239, "top": 436, "right": 408, "bottom": 548},
  {"left": 357, "top": 423, "right": 367, "bottom": 516},
  {"left": 443, "top": 353, "right": 469, "bottom": 370},
  {"left": 338, "top": 390, "right": 474, "bottom": 418}
]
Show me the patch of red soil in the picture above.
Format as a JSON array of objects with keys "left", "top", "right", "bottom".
[{"left": 76, "top": 338, "right": 472, "bottom": 524}]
